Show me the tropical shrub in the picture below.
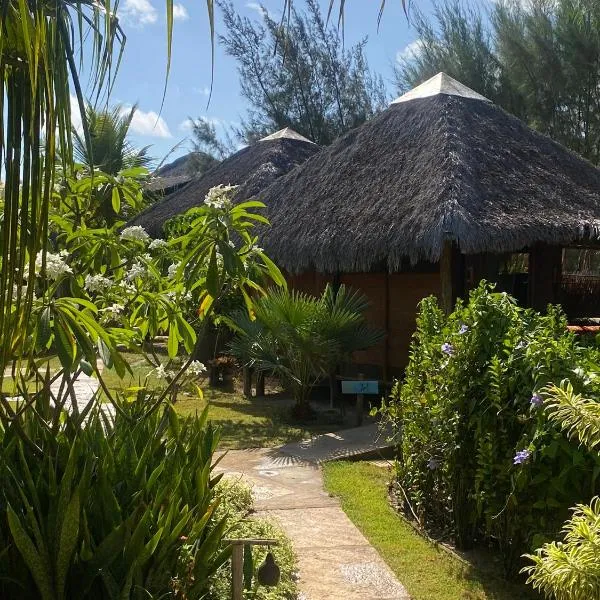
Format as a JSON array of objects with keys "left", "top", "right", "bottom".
[
  {"left": 207, "top": 479, "right": 298, "bottom": 600},
  {"left": 382, "top": 282, "right": 600, "bottom": 574},
  {"left": 0, "top": 181, "right": 287, "bottom": 597},
  {"left": 522, "top": 380, "right": 600, "bottom": 599},
  {"left": 0, "top": 403, "right": 229, "bottom": 599},
  {"left": 229, "top": 284, "right": 384, "bottom": 415}
]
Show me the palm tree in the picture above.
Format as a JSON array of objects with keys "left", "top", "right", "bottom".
[
  {"left": 229, "top": 285, "right": 383, "bottom": 418},
  {"left": 73, "top": 103, "right": 152, "bottom": 175}
]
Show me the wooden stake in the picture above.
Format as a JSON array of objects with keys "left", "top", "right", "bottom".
[{"left": 355, "top": 373, "right": 365, "bottom": 427}]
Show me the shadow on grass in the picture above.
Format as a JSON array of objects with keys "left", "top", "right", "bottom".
[{"left": 175, "top": 390, "right": 339, "bottom": 450}]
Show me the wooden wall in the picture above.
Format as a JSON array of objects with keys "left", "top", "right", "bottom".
[{"left": 287, "top": 269, "right": 441, "bottom": 378}]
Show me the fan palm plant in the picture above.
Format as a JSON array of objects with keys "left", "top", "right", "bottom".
[
  {"left": 73, "top": 103, "right": 152, "bottom": 175},
  {"left": 229, "top": 285, "right": 383, "bottom": 417}
]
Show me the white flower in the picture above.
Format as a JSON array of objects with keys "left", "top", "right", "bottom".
[
  {"left": 204, "top": 184, "right": 236, "bottom": 209},
  {"left": 120, "top": 226, "right": 150, "bottom": 243},
  {"left": 84, "top": 273, "right": 112, "bottom": 293},
  {"left": 36, "top": 250, "right": 72, "bottom": 280},
  {"left": 154, "top": 364, "right": 174, "bottom": 380},
  {"left": 168, "top": 262, "right": 180, "bottom": 278},
  {"left": 149, "top": 238, "right": 168, "bottom": 250},
  {"left": 251, "top": 245, "right": 264, "bottom": 254},
  {"left": 126, "top": 262, "right": 146, "bottom": 282},
  {"left": 188, "top": 360, "right": 207, "bottom": 376},
  {"left": 119, "top": 280, "right": 136, "bottom": 294},
  {"left": 102, "top": 303, "right": 124, "bottom": 318}
]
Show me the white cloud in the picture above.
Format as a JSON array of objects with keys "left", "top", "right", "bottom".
[
  {"left": 396, "top": 39, "right": 424, "bottom": 63},
  {"left": 70, "top": 94, "right": 83, "bottom": 133},
  {"left": 123, "top": 106, "right": 172, "bottom": 138},
  {"left": 246, "top": 2, "right": 266, "bottom": 16},
  {"left": 173, "top": 3, "right": 188, "bottom": 21},
  {"left": 179, "top": 118, "right": 194, "bottom": 132},
  {"left": 120, "top": 0, "right": 157, "bottom": 27},
  {"left": 193, "top": 86, "right": 211, "bottom": 96}
]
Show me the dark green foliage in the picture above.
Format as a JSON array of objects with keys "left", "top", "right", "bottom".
[
  {"left": 218, "top": 0, "right": 387, "bottom": 146},
  {"left": 229, "top": 285, "right": 384, "bottom": 410},
  {"left": 207, "top": 479, "right": 298, "bottom": 600},
  {"left": 384, "top": 282, "right": 600, "bottom": 574},
  {"left": 397, "top": 0, "right": 600, "bottom": 164},
  {"left": 0, "top": 404, "right": 230, "bottom": 599}
]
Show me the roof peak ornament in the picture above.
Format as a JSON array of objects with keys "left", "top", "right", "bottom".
[
  {"left": 260, "top": 127, "right": 315, "bottom": 144},
  {"left": 391, "top": 72, "right": 491, "bottom": 104}
]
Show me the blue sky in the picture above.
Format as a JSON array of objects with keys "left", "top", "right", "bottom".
[{"left": 80, "top": 0, "right": 438, "bottom": 166}]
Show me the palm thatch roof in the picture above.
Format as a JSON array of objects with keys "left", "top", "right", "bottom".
[
  {"left": 145, "top": 151, "right": 219, "bottom": 193},
  {"left": 259, "top": 72, "right": 600, "bottom": 273},
  {"left": 130, "top": 130, "right": 318, "bottom": 237}
]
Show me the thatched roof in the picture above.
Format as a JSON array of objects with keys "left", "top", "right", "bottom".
[
  {"left": 129, "top": 129, "right": 318, "bottom": 237},
  {"left": 145, "top": 151, "right": 218, "bottom": 194},
  {"left": 259, "top": 72, "right": 600, "bottom": 273}
]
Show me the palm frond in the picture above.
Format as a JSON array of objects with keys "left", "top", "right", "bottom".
[{"left": 543, "top": 380, "right": 600, "bottom": 451}]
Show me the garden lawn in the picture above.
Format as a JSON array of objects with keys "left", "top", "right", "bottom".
[
  {"left": 100, "top": 353, "right": 331, "bottom": 449},
  {"left": 323, "top": 462, "right": 538, "bottom": 600}
]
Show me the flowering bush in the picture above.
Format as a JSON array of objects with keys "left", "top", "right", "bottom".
[{"left": 382, "top": 282, "right": 600, "bottom": 574}]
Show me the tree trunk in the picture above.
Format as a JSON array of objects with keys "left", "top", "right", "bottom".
[
  {"left": 242, "top": 366, "right": 252, "bottom": 398},
  {"left": 255, "top": 371, "right": 265, "bottom": 397}
]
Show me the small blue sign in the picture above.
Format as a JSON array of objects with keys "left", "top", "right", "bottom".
[{"left": 341, "top": 380, "right": 379, "bottom": 395}]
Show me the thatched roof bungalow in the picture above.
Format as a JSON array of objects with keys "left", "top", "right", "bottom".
[
  {"left": 258, "top": 73, "right": 600, "bottom": 376},
  {"left": 129, "top": 128, "right": 318, "bottom": 238}
]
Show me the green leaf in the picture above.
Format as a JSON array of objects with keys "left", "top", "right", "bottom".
[
  {"left": 7, "top": 506, "right": 54, "bottom": 600},
  {"left": 111, "top": 187, "right": 121, "bottom": 213},
  {"left": 56, "top": 490, "right": 81, "bottom": 600},
  {"left": 205, "top": 246, "right": 219, "bottom": 298},
  {"left": 168, "top": 323, "right": 179, "bottom": 358}
]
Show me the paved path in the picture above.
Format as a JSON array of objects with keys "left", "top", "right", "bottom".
[
  {"left": 49, "top": 366, "right": 115, "bottom": 420},
  {"left": 279, "top": 422, "right": 395, "bottom": 464},
  {"left": 5, "top": 363, "right": 114, "bottom": 421},
  {"left": 217, "top": 436, "right": 410, "bottom": 600}
]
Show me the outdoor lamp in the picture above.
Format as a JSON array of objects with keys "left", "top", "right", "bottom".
[{"left": 257, "top": 551, "right": 280, "bottom": 587}]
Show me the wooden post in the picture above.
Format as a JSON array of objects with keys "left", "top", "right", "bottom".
[
  {"left": 440, "top": 241, "right": 465, "bottom": 314},
  {"left": 384, "top": 270, "right": 390, "bottom": 382},
  {"left": 227, "top": 538, "right": 279, "bottom": 600},
  {"left": 355, "top": 373, "right": 364, "bottom": 428},
  {"left": 528, "top": 243, "right": 562, "bottom": 311},
  {"left": 255, "top": 371, "right": 265, "bottom": 397},
  {"left": 231, "top": 543, "right": 244, "bottom": 600},
  {"left": 242, "top": 367, "right": 252, "bottom": 398}
]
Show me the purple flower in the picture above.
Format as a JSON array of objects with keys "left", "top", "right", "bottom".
[
  {"left": 513, "top": 449, "right": 531, "bottom": 465},
  {"left": 459, "top": 324, "right": 469, "bottom": 334},
  {"left": 441, "top": 342, "right": 455, "bottom": 356},
  {"left": 530, "top": 393, "right": 543, "bottom": 408},
  {"left": 427, "top": 457, "right": 441, "bottom": 471}
]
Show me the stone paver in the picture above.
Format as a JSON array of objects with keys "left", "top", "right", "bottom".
[{"left": 217, "top": 444, "right": 410, "bottom": 600}]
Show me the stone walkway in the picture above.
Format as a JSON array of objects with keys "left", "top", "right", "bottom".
[
  {"left": 6, "top": 363, "right": 114, "bottom": 420},
  {"left": 50, "top": 368, "right": 115, "bottom": 420},
  {"left": 279, "top": 422, "right": 395, "bottom": 463},
  {"left": 217, "top": 436, "right": 410, "bottom": 600}
]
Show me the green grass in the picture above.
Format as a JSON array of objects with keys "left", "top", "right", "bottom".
[
  {"left": 3, "top": 353, "right": 332, "bottom": 449},
  {"left": 99, "top": 353, "right": 332, "bottom": 449},
  {"left": 323, "top": 462, "right": 537, "bottom": 600}
]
